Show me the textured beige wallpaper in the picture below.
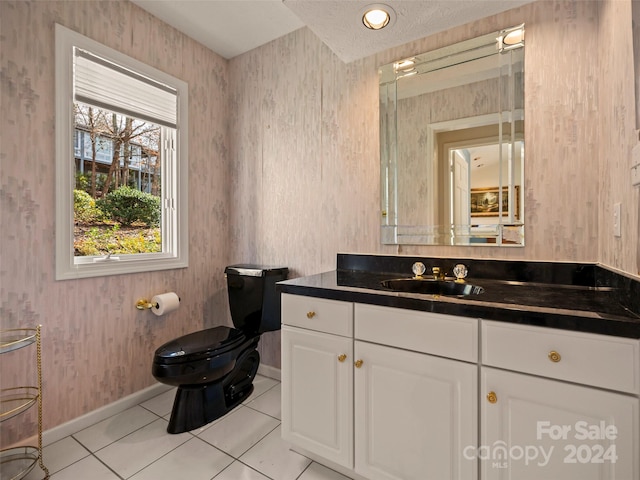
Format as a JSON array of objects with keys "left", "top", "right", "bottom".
[
  {"left": 1, "top": 0, "right": 232, "bottom": 444},
  {"left": 229, "top": 0, "right": 639, "bottom": 367},
  {"left": 597, "top": 0, "right": 639, "bottom": 274},
  {"left": 1, "top": 0, "right": 638, "bottom": 443}
]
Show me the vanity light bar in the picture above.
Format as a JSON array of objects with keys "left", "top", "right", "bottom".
[
  {"left": 498, "top": 24, "right": 525, "bottom": 52},
  {"left": 394, "top": 59, "right": 415, "bottom": 71},
  {"left": 393, "top": 58, "right": 417, "bottom": 79}
]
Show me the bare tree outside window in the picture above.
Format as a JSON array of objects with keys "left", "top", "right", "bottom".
[{"left": 73, "top": 103, "right": 163, "bottom": 256}]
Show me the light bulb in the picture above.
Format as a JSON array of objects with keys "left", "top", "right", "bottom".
[{"left": 362, "top": 8, "right": 390, "bottom": 30}]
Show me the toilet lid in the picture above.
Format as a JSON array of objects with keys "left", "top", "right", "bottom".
[{"left": 153, "top": 326, "right": 247, "bottom": 365}]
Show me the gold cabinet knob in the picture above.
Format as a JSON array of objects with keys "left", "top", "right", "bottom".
[
  {"left": 354, "top": 359, "right": 364, "bottom": 368},
  {"left": 548, "top": 350, "right": 561, "bottom": 363},
  {"left": 306, "top": 311, "right": 316, "bottom": 319},
  {"left": 338, "top": 354, "right": 347, "bottom": 362},
  {"left": 487, "top": 391, "right": 498, "bottom": 404}
]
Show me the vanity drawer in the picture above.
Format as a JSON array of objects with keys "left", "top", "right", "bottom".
[
  {"left": 354, "top": 304, "right": 478, "bottom": 362},
  {"left": 482, "top": 321, "right": 640, "bottom": 394},
  {"left": 281, "top": 294, "right": 352, "bottom": 337}
]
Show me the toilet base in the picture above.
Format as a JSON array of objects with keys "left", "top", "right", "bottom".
[{"left": 166, "top": 348, "right": 260, "bottom": 434}]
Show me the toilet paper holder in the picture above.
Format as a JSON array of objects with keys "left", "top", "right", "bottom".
[
  {"left": 136, "top": 292, "right": 181, "bottom": 314},
  {"left": 136, "top": 299, "right": 157, "bottom": 310}
]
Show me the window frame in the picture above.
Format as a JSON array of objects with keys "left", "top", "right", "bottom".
[{"left": 55, "top": 24, "right": 188, "bottom": 280}]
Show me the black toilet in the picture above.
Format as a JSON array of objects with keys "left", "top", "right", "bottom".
[{"left": 152, "top": 265, "right": 288, "bottom": 433}]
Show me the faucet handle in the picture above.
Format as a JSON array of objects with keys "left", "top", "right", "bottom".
[
  {"left": 453, "top": 264, "right": 468, "bottom": 283},
  {"left": 412, "top": 262, "right": 426, "bottom": 278}
]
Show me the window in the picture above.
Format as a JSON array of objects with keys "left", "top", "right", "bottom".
[{"left": 55, "top": 24, "right": 188, "bottom": 280}]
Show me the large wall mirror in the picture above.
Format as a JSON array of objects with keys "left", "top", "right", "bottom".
[{"left": 380, "top": 25, "right": 525, "bottom": 246}]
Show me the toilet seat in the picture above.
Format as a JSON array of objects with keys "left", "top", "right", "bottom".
[{"left": 154, "top": 326, "right": 247, "bottom": 366}]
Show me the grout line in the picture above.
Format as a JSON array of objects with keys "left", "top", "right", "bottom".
[
  {"left": 237, "top": 458, "right": 278, "bottom": 480},
  {"left": 211, "top": 459, "right": 275, "bottom": 480},
  {"left": 72, "top": 412, "right": 165, "bottom": 454},
  {"left": 42, "top": 377, "right": 288, "bottom": 480},
  {"left": 296, "top": 462, "right": 313, "bottom": 480},
  {"left": 91, "top": 453, "right": 126, "bottom": 480},
  {"left": 243, "top": 403, "right": 281, "bottom": 422},
  {"left": 122, "top": 432, "right": 193, "bottom": 480},
  {"left": 137, "top": 402, "right": 172, "bottom": 419},
  {"left": 41, "top": 383, "right": 172, "bottom": 446},
  {"left": 41, "top": 437, "right": 92, "bottom": 477},
  {"left": 210, "top": 461, "right": 236, "bottom": 479},
  {"left": 234, "top": 422, "right": 281, "bottom": 460}
]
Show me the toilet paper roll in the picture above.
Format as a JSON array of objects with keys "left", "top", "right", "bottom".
[{"left": 151, "top": 292, "right": 180, "bottom": 316}]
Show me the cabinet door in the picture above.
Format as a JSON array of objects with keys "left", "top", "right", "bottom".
[
  {"left": 482, "top": 367, "right": 639, "bottom": 480},
  {"left": 354, "top": 341, "right": 477, "bottom": 480},
  {"left": 281, "top": 325, "right": 353, "bottom": 468}
]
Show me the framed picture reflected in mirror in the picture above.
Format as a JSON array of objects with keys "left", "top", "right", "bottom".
[{"left": 470, "top": 186, "right": 520, "bottom": 218}]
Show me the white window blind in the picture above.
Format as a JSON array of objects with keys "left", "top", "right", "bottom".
[{"left": 74, "top": 48, "right": 177, "bottom": 128}]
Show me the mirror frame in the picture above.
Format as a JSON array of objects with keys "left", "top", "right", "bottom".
[{"left": 380, "top": 25, "right": 525, "bottom": 247}]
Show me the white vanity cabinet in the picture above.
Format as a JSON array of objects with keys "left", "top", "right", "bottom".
[
  {"left": 353, "top": 304, "right": 478, "bottom": 480},
  {"left": 480, "top": 321, "right": 640, "bottom": 480},
  {"left": 353, "top": 341, "right": 477, "bottom": 480},
  {"left": 281, "top": 294, "right": 354, "bottom": 468},
  {"left": 281, "top": 294, "right": 478, "bottom": 480}
]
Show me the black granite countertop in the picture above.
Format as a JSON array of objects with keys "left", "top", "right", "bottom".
[{"left": 277, "top": 255, "right": 640, "bottom": 339}]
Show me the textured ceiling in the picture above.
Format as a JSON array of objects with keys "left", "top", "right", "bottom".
[
  {"left": 131, "top": 0, "right": 304, "bottom": 59},
  {"left": 132, "top": 0, "right": 534, "bottom": 62},
  {"left": 283, "top": 0, "right": 533, "bottom": 62}
]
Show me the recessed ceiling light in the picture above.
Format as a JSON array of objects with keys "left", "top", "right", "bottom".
[{"left": 361, "top": 4, "right": 396, "bottom": 31}]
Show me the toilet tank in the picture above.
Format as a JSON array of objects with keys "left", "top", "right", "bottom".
[{"left": 225, "top": 265, "right": 288, "bottom": 334}]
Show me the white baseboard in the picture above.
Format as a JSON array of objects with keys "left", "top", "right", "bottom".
[
  {"left": 42, "top": 382, "right": 172, "bottom": 446},
  {"left": 257, "top": 364, "right": 281, "bottom": 381},
  {"left": 42, "top": 367, "right": 280, "bottom": 446}
]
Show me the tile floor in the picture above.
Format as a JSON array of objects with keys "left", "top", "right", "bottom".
[{"left": 26, "top": 376, "right": 352, "bottom": 480}]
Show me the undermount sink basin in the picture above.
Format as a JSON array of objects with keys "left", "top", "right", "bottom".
[{"left": 380, "top": 278, "right": 485, "bottom": 296}]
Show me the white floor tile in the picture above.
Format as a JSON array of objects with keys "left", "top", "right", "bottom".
[
  {"left": 246, "top": 384, "right": 281, "bottom": 419},
  {"left": 182, "top": 397, "right": 243, "bottom": 436},
  {"left": 26, "top": 436, "right": 89, "bottom": 477},
  {"left": 299, "top": 462, "right": 353, "bottom": 480},
  {"left": 73, "top": 405, "right": 159, "bottom": 452},
  {"left": 184, "top": 414, "right": 223, "bottom": 435},
  {"left": 213, "top": 460, "right": 271, "bottom": 480},
  {"left": 196, "top": 405, "right": 279, "bottom": 458},
  {"left": 139, "top": 387, "right": 177, "bottom": 417},
  {"left": 48, "top": 455, "right": 121, "bottom": 480},
  {"left": 94, "top": 418, "right": 190, "bottom": 478},
  {"left": 240, "top": 426, "right": 311, "bottom": 480},
  {"left": 244, "top": 375, "right": 279, "bottom": 403},
  {"left": 129, "top": 437, "right": 234, "bottom": 480},
  {"left": 29, "top": 376, "right": 290, "bottom": 480},
  {"left": 22, "top": 463, "right": 55, "bottom": 480}
]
